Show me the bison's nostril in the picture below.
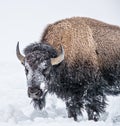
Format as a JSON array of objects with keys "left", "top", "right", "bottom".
[
  {"left": 28, "top": 87, "right": 39, "bottom": 93},
  {"left": 35, "top": 92, "right": 39, "bottom": 95}
]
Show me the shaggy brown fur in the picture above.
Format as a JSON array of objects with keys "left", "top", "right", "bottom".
[{"left": 41, "top": 17, "right": 120, "bottom": 70}]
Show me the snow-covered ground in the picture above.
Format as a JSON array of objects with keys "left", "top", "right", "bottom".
[{"left": 0, "top": 0, "right": 120, "bottom": 126}]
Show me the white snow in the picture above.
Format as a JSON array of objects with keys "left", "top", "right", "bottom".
[{"left": 0, "top": 0, "right": 120, "bottom": 126}]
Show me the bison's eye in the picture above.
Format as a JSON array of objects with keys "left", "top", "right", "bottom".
[
  {"left": 42, "top": 67, "right": 51, "bottom": 76},
  {"left": 25, "top": 68, "right": 29, "bottom": 75}
]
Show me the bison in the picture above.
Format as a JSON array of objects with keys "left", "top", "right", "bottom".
[{"left": 16, "top": 17, "right": 120, "bottom": 121}]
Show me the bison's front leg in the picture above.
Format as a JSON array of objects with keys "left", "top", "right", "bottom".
[
  {"left": 85, "top": 92, "right": 107, "bottom": 121},
  {"left": 86, "top": 107, "right": 100, "bottom": 121},
  {"left": 66, "top": 102, "right": 77, "bottom": 121},
  {"left": 66, "top": 99, "right": 83, "bottom": 121}
]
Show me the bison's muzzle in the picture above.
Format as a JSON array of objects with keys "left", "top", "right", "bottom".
[{"left": 28, "top": 86, "right": 43, "bottom": 100}]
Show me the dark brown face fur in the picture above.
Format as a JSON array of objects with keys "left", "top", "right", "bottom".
[{"left": 23, "top": 43, "right": 57, "bottom": 100}]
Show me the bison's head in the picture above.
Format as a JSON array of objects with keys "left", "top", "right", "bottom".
[{"left": 16, "top": 42, "right": 64, "bottom": 107}]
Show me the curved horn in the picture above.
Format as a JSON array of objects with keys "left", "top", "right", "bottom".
[
  {"left": 16, "top": 42, "right": 25, "bottom": 64},
  {"left": 51, "top": 45, "right": 64, "bottom": 65}
]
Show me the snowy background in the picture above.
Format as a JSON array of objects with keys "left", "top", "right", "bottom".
[{"left": 0, "top": 0, "right": 120, "bottom": 126}]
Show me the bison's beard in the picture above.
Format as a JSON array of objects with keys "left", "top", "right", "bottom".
[
  {"left": 30, "top": 88, "right": 48, "bottom": 110},
  {"left": 32, "top": 97, "right": 46, "bottom": 110}
]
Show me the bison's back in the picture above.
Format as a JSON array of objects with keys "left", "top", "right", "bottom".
[
  {"left": 84, "top": 17, "right": 120, "bottom": 68},
  {"left": 41, "top": 17, "right": 120, "bottom": 69},
  {"left": 41, "top": 17, "right": 98, "bottom": 67}
]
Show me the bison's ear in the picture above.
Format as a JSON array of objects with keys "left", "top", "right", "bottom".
[
  {"left": 51, "top": 45, "right": 64, "bottom": 65},
  {"left": 16, "top": 42, "right": 25, "bottom": 65}
]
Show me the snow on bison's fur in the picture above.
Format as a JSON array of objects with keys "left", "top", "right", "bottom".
[{"left": 16, "top": 17, "right": 120, "bottom": 121}]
